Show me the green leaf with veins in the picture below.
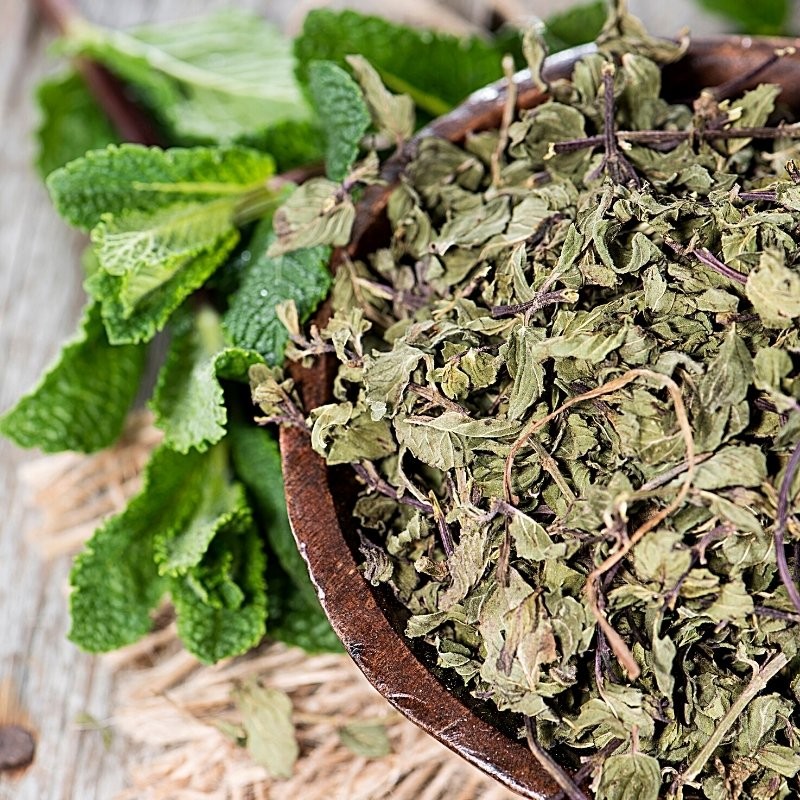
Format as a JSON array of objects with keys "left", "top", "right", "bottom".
[
  {"left": 47, "top": 143, "right": 275, "bottom": 230},
  {"left": 68, "top": 444, "right": 193, "bottom": 652},
  {"left": 307, "top": 61, "right": 370, "bottom": 182},
  {"left": 151, "top": 307, "right": 264, "bottom": 453},
  {"left": 223, "top": 221, "right": 332, "bottom": 365},
  {"left": 35, "top": 70, "right": 118, "bottom": 178},
  {"left": 65, "top": 10, "right": 311, "bottom": 144},
  {"left": 0, "top": 301, "right": 145, "bottom": 453},
  {"left": 170, "top": 499, "right": 267, "bottom": 664},
  {"left": 91, "top": 198, "right": 239, "bottom": 310},
  {"left": 265, "top": 563, "right": 342, "bottom": 653},
  {"left": 48, "top": 144, "right": 275, "bottom": 345},
  {"left": 228, "top": 419, "right": 314, "bottom": 600},
  {"left": 152, "top": 444, "right": 244, "bottom": 575},
  {"left": 294, "top": 9, "right": 513, "bottom": 116},
  {"left": 86, "top": 230, "right": 239, "bottom": 344},
  {"left": 228, "top": 413, "right": 339, "bottom": 652}
]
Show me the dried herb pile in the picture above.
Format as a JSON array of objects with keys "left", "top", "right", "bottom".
[{"left": 268, "top": 12, "right": 800, "bottom": 800}]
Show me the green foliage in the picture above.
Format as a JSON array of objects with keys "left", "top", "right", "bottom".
[
  {"left": 69, "top": 444, "right": 187, "bottom": 652},
  {"left": 47, "top": 144, "right": 275, "bottom": 344},
  {"left": 294, "top": 9, "right": 516, "bottom": 116},
  {"left": 35, "top": 70, "right": 118, "bottom": 177},
  {"left": 0, "top": 301, "right": 145, "bottom": 453},
  {"left": 170, "top": 501, "right": 267, "bottom": 664},
  {"left": 223, "top": 222, "right": 332, "bottom": 365},
  {"left": 151, "top": 308, "right": 263, "bottom": 452},
  {"left": 307, "top": 61, "right": 370, "bottom": 181},
  {"left": 265, "top": 565, "right": 343, "bottom": 653},
  {"left": 697, "top": 0, "right": 790, "bottom": 35},
  {"left": 65, "top": 11, "right": 311, "bottom": 145},
  {"left": 46, "top": 143, "right": 274, "bottom": 231},
  {"left": 70, "top": 440, "right": 269, "bottom": 662},
  {"left": 542, "top": 1, "right": 607, "bottom": 51},
  {"left": 228, "top": 419, "right": 341, "bottom": 652}
]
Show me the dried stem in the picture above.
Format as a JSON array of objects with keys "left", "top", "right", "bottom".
[
  {"left": 552, "top": 124, "right": 800, "bottom": 156},
  {"left": 524, "top": 718, "right": 588, "bottom": 800},
  {"left": 490, "top": 55, "right": 517, "bottom": 188},
  {"left": 430, "top": 492, "right": 454, "bottom": 558},
  {"left": 505, "top": 369, "right": 695, "bottom": 678},
  {"left": 588, "top": 64, "right": 640, "bottom": 187},
  {"left": 775, "top": 438, "right": 800, "bottom": 614},
  {"left": 668, "top": 652, "right": 789, "bottom": 798},
  {"left": 407, "top": 383, "right": 469, "bottom": 415},
  {"left": 351, "top": 463, "right": 433, "bottom": 514},
  {"left": 692, "top": 248, "right": 748, "bottom": 285},
  {"left": 710, "top": 47, "right": 795, "bottom": 101},
  {"left": 491, "top": 289, "right": 571, "bottom": 319}
]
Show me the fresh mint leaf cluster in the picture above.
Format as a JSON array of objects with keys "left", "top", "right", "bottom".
[{"left": 4, "top": 6, "right": 601, "bottom": 662}]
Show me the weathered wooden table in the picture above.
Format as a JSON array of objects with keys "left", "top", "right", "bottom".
[{"left": 0, "top": 1, "right": 723, "bottom": 798}]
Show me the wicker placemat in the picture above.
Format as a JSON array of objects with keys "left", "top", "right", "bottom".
[{"left": 20, "top": 414, "right": 518, "bottom": 800}]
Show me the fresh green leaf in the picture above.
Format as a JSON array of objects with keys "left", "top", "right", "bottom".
[
  {"left": 46, "top": 143, "right": 275, "bottom": 231},
  {"left": 35, "top": 70, "right": 118, "bottom": 178},
  {"left": 152, "top": 443, "right": 244, "bottom": 575},
  {"left": 264, "top": 564, "right": 342, "bottom": 653},
  {"left": 170, "top": 498, "right": 267, "bottom": 663},
  {"left": 294, "top": 9, "right": 510, "bottom": 115},
  {"left": 48, "top": 144, "right": 275, "bottom": 344},
  {"left": 233, "top": 681, "right": 298, "bottom": 778},
  {"left": 68, "top": 444, "right": 199, "bottom": 652},
  {"left": 66, "top": 11, "right": 311, "bottom": 144},
  {"left": 223, "top": 222, "right": 332, "bottom": 365},
  {"left": 542, "top": 2, "right": 607, "bottom": 51},
  {"left": 91, "top": 198, "right": 240, "bottom": 311},
  {"left": 86, "top": 232, "right": 239, "bottom": 344},
  {"left": 307, "top": 61, "right": 370, "bottom": 182},
  {"left": 228, "top": 418, "right": 313, "bottom": 599},
  {"left": 151, "top": 308, "right": 263, "bottom": 452},
  {"left": 0, "top": 301, "right": 145, "bottom": 453},
  {"left": 697, "top": 0, "right": 790, "bottom": 35}
]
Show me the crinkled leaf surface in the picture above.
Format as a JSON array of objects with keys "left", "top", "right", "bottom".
[
  {"left": 224, "top": 221, "right": 331, "bottom": 364},
  {"left": 0, "top": 301, "right": 145, "bottom": 453},
  {"left": 47, "top": 143, "right": 275, "bottom": 230},
  {"left": 295, "top": 9, "right": 513, "bottom": 116},
  {"left": 152, "top": 308, "right": 263, "bottom": 452},
  {"left": 170, "top": 498, "right": 267, "bottom": 664},
  {"left": 307, "top": 61, "right": 370, "bottom": 182}
]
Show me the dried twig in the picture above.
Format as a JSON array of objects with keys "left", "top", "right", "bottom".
[
  {"left": 524, "top": 718, "right": 588, "bottom": 800},
  {"left": 490, "top": 55, "right": 517, "bottom": 188},
  {"left": 668, "top": 652, "right": 789, "bottom": 799},
  {"left": 775, "top": 438, "right": 800, "bottom": 614}
]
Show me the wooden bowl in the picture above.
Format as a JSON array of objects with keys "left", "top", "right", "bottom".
[{"left": 280, "top": 37, "right": 800, "bottom": 799}]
